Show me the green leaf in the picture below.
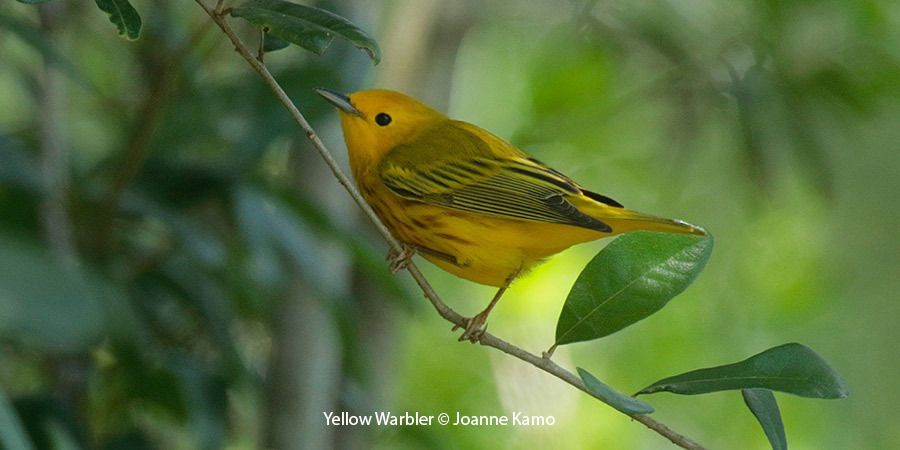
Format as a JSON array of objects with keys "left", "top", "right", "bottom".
[
  {"left": 637, "top": 343, "right": 849, "bottom": 399},
  {"left": 231, "top": 0, "right": 381, "bottom": 64},
  {"left": 742, "top": 389, "right": 787, "bottom": 450},
  {"left": 263, "top": 33, "right": 291, "bottom": 52},
  {"left": 15, "top": 0, "right": 53, "bottom": 4},
  {"left": 555, "top": 231, "right": 713, "bottom": 345},
  {"left": 578, "top": 368, "right": 654, "bottom": 415},
  {"left": 93, "top": 0, "right": 142, "bottom": 40},
  {"left": 0, "top": 387, "right": 34, "bottom": 450}
]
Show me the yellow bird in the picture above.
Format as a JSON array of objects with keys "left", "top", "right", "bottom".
[{"left": 317, "top": 88, "right": 704, "bottom": 341}]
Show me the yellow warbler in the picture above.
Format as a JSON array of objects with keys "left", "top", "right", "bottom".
[{"left": 317, "top": 88, "right": 704, "bottom": 340}]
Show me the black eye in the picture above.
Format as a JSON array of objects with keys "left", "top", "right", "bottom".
[{"left": 375, "top": 112, "right": 392, "bottom": 126}]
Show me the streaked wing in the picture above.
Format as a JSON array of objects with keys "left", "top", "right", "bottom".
[{"left": 378, "top": 121, "right": 613, "bottom": 232}]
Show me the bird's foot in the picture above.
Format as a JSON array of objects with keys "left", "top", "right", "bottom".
[
  {"left": 387, "top": 244, "right": 415, "bottom": 273},
  {"left": 456, "top": 313, "right": 489, "bottom": 343}
]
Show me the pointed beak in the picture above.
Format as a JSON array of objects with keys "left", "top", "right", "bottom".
[{"left": 316, "top": 88, "right": 363, "bottom": 117}]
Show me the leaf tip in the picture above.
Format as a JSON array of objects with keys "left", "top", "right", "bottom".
[
  {"left": 578, "top": 367, "right": 655, "bottom": 415},
  {"left": 363, "top": 46, "right": 381, "bottom": 65},
  {"left": 94, "top": 0, "right": 142, "bottom": 41},
  {"left": 833, "top": 383, "right": 850, "bottom": 399},
  {"left": 368, "top": 52, "right": 380, "bottom": 65}
]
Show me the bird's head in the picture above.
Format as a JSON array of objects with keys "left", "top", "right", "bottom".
[{"left": 316, "top": 88, "right": 447, "bottom": 172}]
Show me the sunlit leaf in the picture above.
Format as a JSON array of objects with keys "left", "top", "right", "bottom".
[
  {"left": 743, "top": 389, "right": 787, "bottom": 450},
  {"left": 93, "top": 0, "right": 142, "bottom": 40},
  {"left": 231, "top": 0, "right": 381, "bottom": 64},
  {"left": 637, "top": 343, "right": 849, "bottom": 399},
  {"left": 555, "top": 231, "right": 712, "bottom": 345},
  {"left": 578, "top": 368, "right": 654, "bottom": 415}
]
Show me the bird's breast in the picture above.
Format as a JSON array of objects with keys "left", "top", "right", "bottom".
[{"left": 355, "top": 174, "right": 605, "bottom": 287}]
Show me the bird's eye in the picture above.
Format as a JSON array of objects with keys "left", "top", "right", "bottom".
[{"left": 375, "top": 112, "right": 392, "bottom": 126}]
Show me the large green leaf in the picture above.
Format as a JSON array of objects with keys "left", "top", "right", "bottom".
[
  {"left": 743, "top": 389, "right": 787, "bottom": 450},
  {"left": 637, "top": 343, "right": 849, "bottom": 399},
  {"left": 93, "top": 0, "right": 142, "bottom": 40},
  {"left": 231, "top": 0, "right": 381, "bottom": 64},
  {"left": 555, "top": 231, "right": 712, "bottom": 345},
  {"left": 578, "top": 368, "right": 654, "bottom": 415}
]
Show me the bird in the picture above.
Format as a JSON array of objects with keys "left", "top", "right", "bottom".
[{"left": 316, "top": 88, "right": 705, "bottom": 342}]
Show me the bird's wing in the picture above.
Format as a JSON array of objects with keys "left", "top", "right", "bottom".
[{"left": 377, "top": 121, "right": 617, "bottom": 232}]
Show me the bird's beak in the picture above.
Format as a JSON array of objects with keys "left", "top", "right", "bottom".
[{"left": 315, "top": 88, "right": 363, "bottom": 117}]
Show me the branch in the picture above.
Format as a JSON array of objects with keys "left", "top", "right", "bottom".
[
  {"left": 193, "top": 3, "right": 707, "bottom": 449},
  {"left": 37, "top": 2, "right": 77, "bottom": 262}
]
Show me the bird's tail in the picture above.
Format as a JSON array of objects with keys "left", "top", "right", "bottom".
[
  {"left": 599, "top": 208, "right": 707, "bottom": 236},
  {"left": 573, "top": 194, "right": 707, "bottom": 237}
]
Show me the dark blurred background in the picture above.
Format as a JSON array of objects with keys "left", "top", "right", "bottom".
[{"left": 1, "top": 0, "right": 898, "bottom": 449}]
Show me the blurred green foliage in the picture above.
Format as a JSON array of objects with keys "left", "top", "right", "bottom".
[{"left": 1, "top": 0, "right": 898, "bottom": 449}]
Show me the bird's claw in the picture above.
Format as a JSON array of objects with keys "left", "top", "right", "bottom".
[
  {"left": 457, "top": 315, "right": 488, "bottom": 343},
  {"left": 387, "top": 244, "right": 415, "bottom": 274}
]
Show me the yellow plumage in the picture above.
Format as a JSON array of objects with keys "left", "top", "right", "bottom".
[{"left": 318, "top": 88, "right": 704, "bottom": 288}]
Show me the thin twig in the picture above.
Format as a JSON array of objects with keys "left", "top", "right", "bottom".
[
  {"left": 193, "top": 2, "right": 707, "bottom": 449},
  {"left": 257, "top": 28, "right": 266, "bottom": 62}
]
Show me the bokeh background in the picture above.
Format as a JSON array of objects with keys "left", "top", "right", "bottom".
[{"left": 1, "top": 0, "right": 898, "bottom": 449}]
